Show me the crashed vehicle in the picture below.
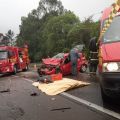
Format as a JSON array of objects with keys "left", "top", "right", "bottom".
[{"left": 38, "top": 51, "right": 88, "bottom": 76}]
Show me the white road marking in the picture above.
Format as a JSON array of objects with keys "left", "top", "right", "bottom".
[
  {"left": 61, "top": 92, "right": 120, "bottom": 120},
  {"left": 22, "top": 78, "right": 33, "bottom": 83},
  {"left": 13, "top": 75, "right": 33, "bottom": 83},
  {"left": 17, "top": 76, "right": 120, "bottom": 120}
]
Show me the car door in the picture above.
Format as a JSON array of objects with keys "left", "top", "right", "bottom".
[{"left": 60, "top": 55, "right": 71, "bottom": 75}]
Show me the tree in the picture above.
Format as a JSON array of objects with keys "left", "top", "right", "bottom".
[
  {"left": 6, "top": 30, "right": 15, "bottom": 46},
  {"left": 0, "top": 30, "right": 15, "bottom": 46},
  {"left": 17, "top": 0, "right": 100, "bottom": 62},
  {"left": 42, "top": 11, "right": 80, "bottom": 56},
  {"left": 17, "top": 0, "right": 65, "bottom": 62},
  {"left": 37, "top": 0, "right": 64, "bottom": 19}
]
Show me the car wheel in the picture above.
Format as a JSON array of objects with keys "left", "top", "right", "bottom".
[{"left": 80, "top": 64, "right": 87, "bottom": 73}]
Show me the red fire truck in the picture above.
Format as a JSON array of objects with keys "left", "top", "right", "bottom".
[
  {"left": 0, "top": 45, "right": 30, "bottom": 74},
  {"left": 90, "top": 6, "right": 120, "bottom": 100}
]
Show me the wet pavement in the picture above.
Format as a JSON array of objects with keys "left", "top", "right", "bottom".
[{"left": 0, "top": 71, "right": 120, "bottom": 120}]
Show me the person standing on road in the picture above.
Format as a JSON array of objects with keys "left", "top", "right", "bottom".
[
  {"left": 89, "top": 37, "right": 98, "bottom": 72},
  {"left": 70, "top": 48, "right": 79, "bottom": 76}
]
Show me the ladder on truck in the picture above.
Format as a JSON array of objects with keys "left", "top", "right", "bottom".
[{"left": 89, "top": 51, "right": 98, "bottom": 74}]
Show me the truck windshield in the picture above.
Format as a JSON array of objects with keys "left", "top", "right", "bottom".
[
  {"left": 0, "top": 51, "right": 8, "bottom": 60},
  {"left": 103, "top": 16, "right": 120, "bottom": 43}
]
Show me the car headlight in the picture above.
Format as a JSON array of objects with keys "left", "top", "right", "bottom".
[{"left": 103, "top": 62, "right": 119, "bottom": 72}]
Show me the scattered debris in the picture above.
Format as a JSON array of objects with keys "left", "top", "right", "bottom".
[
  {"left": 30, "top": 92, "right": 38, "bottom": 96},
  {"left": 37, "top": 75, "right": 53, "bottom": 84},
  {"left": 0, "top": 89, "right": 10, "bottom": 93},
  {"left": 51, "top": 107, "right": 71, "bottom": 112}
]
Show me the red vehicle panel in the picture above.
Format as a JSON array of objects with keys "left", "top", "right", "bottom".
[
  {"left": 101, "top": 42, "right": 120, "bottom": 62},
  {"left": 38, "top": 52, "right": 87, "bottom": 76},
  {"left": 96, "top": 6, "right": 120, "bottom": 99},
  {"left": 0, "top": 45, "right": 30, "bottom": 74}
]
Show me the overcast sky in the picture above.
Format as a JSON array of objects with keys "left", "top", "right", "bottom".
[{"left": 0, "top": 0, "right": 115, "bottom": 35}]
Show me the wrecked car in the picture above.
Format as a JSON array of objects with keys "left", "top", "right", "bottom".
[{"left": 38, "top": 52, "right": 88, "bottom": 76}]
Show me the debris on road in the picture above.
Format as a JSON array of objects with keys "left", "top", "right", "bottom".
[
  {"left": 37, "top": 75, "right": 53, "bottom": 83},
  {"left": 0, "top": 88, "right": 10, "bottom": 93},
  {"left": 30, "top": 92, "right": 39, "bottom": 96},
  {"left": 51, "top": 107, "right": 71, "bottom": 112}
]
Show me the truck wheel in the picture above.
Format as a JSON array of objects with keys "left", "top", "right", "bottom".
[
  {"left": 100, "top": 86, "right": 111, "bottom": 103},
  {"left": 80, "top": 64, "right": 87, "bottom": 73},
  {"left": 13, "top": 65, "right": 17, "bottom": 75}
]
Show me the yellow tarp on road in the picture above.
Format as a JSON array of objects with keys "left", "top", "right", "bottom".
[{"left": 32, "top": 78, "right": 90, "bottom": 96}]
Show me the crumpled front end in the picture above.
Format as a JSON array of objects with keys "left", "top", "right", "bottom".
[{"left": 38, "top": 64, "right": 57, "bottom": 75}]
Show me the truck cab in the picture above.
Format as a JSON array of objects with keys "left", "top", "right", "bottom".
[
  {"left": 89, "top": 7, "right": 120, "bottom": 100},
  {"left": 0, "top": 46, "right": 30, "bottom": 74},
  {"left": 98, "top": 7, "right": 120, "bottom": 100}
]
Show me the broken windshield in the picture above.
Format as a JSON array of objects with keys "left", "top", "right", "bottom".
[
  {"left": 0, "top": 51, "right": 8, "bottom": 60},
  {"left": 103, "top": 16, "right": 120, "bottom": 43},
  {"left": 52, "top": 53, "right": 64, "bottom": 59}
]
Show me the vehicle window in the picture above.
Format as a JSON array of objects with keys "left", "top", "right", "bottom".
[
  {"left": 0, "top": 51, "right": 8, "bottom": 60},
  {"left": 103, "top": 16, "right": 120, "bottom": 43},
  {"left": 19, "top": 52, "right": 23, "bottom": 58},
  {"left": 52, "top": 53, "right": 64, "bottom": 59},
  {"left": 8, "top": 50, "right": 15, "bottom": 58},
  {"left": 64, "top": 55, "right": 70, "bottom": 64}
]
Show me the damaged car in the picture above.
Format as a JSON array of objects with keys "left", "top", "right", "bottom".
[{"left": 38, "top": 51, "right": 88, "bottom": 76}]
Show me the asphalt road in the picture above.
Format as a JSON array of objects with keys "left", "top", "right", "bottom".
[{"left": 0, "top": 71, "right": 119, "bottom": 120}]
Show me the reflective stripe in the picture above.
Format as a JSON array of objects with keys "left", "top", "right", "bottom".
[{"left": 98, "top": 0, "right": 120, "bottom": 42}]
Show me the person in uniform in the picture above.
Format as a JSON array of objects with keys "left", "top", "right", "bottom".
[{"left": 70, "top": 48, "right": 79, "bottom": 76}]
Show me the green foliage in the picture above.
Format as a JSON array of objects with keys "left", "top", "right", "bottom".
[
  {"left": 0, "top": 30, "right": 16, "bottom": 46},
  {"left": 17, "top": 0, "right": 100, "bottom": 62},
  {"left": 42, "top": 11, "right": 80, "bottom": 56}
]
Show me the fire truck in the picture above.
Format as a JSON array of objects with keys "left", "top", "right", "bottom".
[
  {"left": 0, "top": 45, "right": 30, "bottom": 74},
  {"left": 89, "top": 6, "right": 120, "bottom": 100}
]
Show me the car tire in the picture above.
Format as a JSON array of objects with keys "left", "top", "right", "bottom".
[{"left": 80, "top": 64, "right": 87, "bottom": 73}]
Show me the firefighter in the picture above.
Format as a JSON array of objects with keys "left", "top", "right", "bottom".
[
  {"left": 89, "top": 37, "right": 97, "bottom": 52},
  {"left": 70, "top": 47, "right": 79, "bottom": 76},
  {"left": 89, "top": 37, "right": 98, "bottom": 72}
]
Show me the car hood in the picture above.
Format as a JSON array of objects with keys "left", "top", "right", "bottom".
[
  {"left": 101, "top": 42, "right": 120, "bottom": 61},
  {"left": 42, "top": 58, "right": 62, "bottom": 66}
]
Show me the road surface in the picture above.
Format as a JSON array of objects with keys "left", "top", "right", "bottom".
[{"left": 0, "top": 71, "right": 120, "bottom": 120}]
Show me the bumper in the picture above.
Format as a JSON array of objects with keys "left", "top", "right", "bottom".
[
  {"left": 100, "top": 72, "right": 120, "bottom": 94},
  {"left": 0, "top": 66, "right": 13, "bottom": 74},
  {"left": 39, "top": 68, "right": 56, "bottom": 75}
]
